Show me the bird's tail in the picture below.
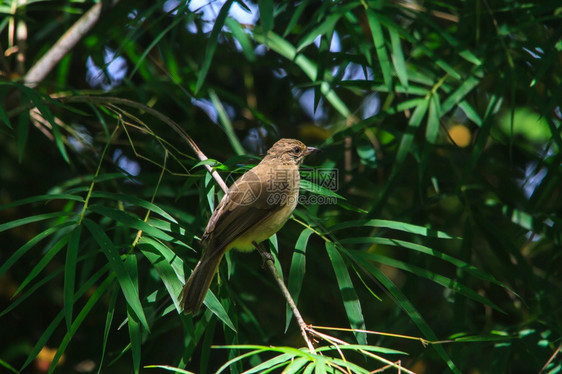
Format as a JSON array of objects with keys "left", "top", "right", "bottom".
[{"left": 179, "top": 248, "right": 225, "bottom": 314}]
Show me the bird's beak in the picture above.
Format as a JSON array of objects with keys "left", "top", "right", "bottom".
[{"left": 304, "top": 146, "right": 319, "bottom": 156}]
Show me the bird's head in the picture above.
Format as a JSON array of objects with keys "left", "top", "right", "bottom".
[{"left": 266, "top": 138, "right": 318, "bottom": 166}]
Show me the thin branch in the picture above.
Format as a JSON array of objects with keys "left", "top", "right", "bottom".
[
  {"left": 23, "top": 2, "right": 107, "bottom": 87},
  {"left": 58, "top": 95, "right": 229, "bottom": 193},
  {"left": 539, "top": 344, "right": 561, "bottom": 374},
  {"left": 253, "top": 241, "right": 317, "bottom": 354}
]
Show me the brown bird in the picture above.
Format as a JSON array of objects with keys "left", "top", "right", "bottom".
[{"left": 180, "top": 138, "right": 317, "bottom": 313}]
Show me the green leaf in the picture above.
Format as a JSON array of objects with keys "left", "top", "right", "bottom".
[
  {"left": 20, "top": 263, "right": 109, "bottom": 371},
  {"left": 325, "top": 242, "right": 367, "bottom": 345},
  {"left": 316, "top": 343, "right": 406, "bottom": 355},
  {"left": 138, "top": 237, "right": 185, "bottom": 311},
  {"left": 0, "top": 211, "right": 74, "bottom": 233},
  {"left": 340, "top": 236, "right": 503, "bottom": 287},
  {"left": 253, "top": 31, "right": 351, "bottom": 118},
  {"left": 84, "top": 219, "right": 150, "bottom": 332},
  {"left": 343, "top": 247, "right": 460, "bottom": 374},
  {"left": 0, "top": 265, "right": 62, "bottom": 318},
  {"left": 285, "top": 228, "right": 313, "bottom": 331},
  {"left": 283, "top": 357, "right": 309, "bottom": 374},
  {"left": 283, "top": 0, "right": 309, "bottom": 37},
  {"left": 366, "top": 9, "right": 392, "bottom": 90},
  {"left": 225, "top": 17, "right": 256, "bottom": 62},
  {"left": 389, "top": 27, "right": 408, "bottom": 88},
  {"left": 91, "top": 191, "right": 179, "bottom": 223},
  {"left": 17, "top": 111, "right": 29, "bottom": 162},
  {"left": 22, "top": 88, "right": 70, "bottom": 162},
  {"left": 395, "top": 97, "right": 429, "bottom": 166},
  {"left": 297, "top": 13, "right": 340, "bottom": 51},
  {"left": 64, "top": 225, "right": 81, "bottom": 330},
  {"left": 441, "top": 75, "right": 480, "bottom": 115},
  {"left": 209, "top": 90, "right": 246, "bottom": 155},
  {"left": 459, "top": 100, "right": 483, "bottom": 127},
  {"left": 257, "top": 0, "right": 274, "bottom": 35},
  {"left": 0, "top": 194, "right": 83, "bottom": 210},
  {"left": 0, "top": 98, "right": 11, "bottom": 128},
  {"left": 14, "top": 229, "right": 71, "bottom": 296},
  {"left": 48, "top": 275, "right": 114, "bottom": 374},
  {"left": 20, "top": 308, "right": 65, "bottom": 372},
  {"left": 98, "top": 285, "right": 118, "bottom": 374},
  {"left": 356, "top": 251, "right": 504, "bottom": 312},
  {"left": 128, "top": 304, "right": 142, "bottom": 374},
  {"left": 87, "top": 205, "right": 177, "bottom": 243},
  {"left": 300, "top": 179, "right": 346, "bottom": 199},
  {"left": 0, "top": 222, "right": 74, "bottom": 279},
  {"left": 329, "top": 219, "right": 455, "bottom": 239},
  {"left": 0, "top": 358, "right": 18, "bottom": 373},
  {"left": 144, "top": 365, "right": 196, "bottom": 374},
  {"left": 426, "top": 93, "right": 440, "bottom": 144},
  {"left": 195, "top": 0, "right": 235, "bottom": 93},
  {"left": 204, "top": 289, "right": 237, "bottom": 333}
]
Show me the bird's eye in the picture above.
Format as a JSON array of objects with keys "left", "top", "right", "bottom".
[{"left": 293, "top": 146, "right": 301, "bottom": 154}]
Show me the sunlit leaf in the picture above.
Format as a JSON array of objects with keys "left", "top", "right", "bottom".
[{"left": 325, "top": 242, "right": 367, "bottom": 345}]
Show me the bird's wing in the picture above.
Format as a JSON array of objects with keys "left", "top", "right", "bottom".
[{"left": 201, "top": 167, "right": 286, "bottom": 252}]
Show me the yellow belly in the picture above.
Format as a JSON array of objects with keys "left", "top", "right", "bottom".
[{"left": 227, "top": 202, "right": 296, "bottom": 252}]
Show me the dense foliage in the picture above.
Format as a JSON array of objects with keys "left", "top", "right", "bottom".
[{"left": 1, "top": 0, "right": 561, "bottom": 373}]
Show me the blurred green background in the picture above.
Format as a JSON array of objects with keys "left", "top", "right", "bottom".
[{"left": 1, "top": 0, "right": 561, "bottom": 373}]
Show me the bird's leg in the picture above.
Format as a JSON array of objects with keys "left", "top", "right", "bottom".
[{"left": 253, "top": 241, "right": 274, "bottom": 267}]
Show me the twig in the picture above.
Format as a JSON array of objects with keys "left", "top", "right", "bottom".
[
  {"left": 253, "top": 241, "right": 317, "bottom": 354},
  {"left": 539, "top": 344, "right": 561, "bottom": 374},
  {"left": 23, "top": 2, "right": 107, "bottom": 87},
  {"left": 58, "top": 95, "right": 229, "bottom": 193},
  {"left": 59, "top": 95, "right": 315, "bottom": 351}
]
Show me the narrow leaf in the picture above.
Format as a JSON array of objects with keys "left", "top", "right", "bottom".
[
  {"left": 285, "top": 228, "right": 313, "bottom": 331},
  {"left": 127, "top": 305, "right": 142, "bottom": 374},
  {"left": 395, "top": 97, "right": 429, "bottom": 165},
  {"left": 426, "top": 93, "right": 440, "bottom": 144},
  {"left": 389, "top": 27, "right": 408, "bottom": 88},
  {"left": 195, "top": 0, "right": 235, "bottom": 93},
  {"left": 366, "top": 9, "right": 392, "bottom": 90},
  {"left": 257, "top": 0, "right": 274, "bottom": 35},
  {"left": 343, "top": 246, "right": 460, "bottom": 373},
  {"left": 17, "top": 112, "right": 29, "bottom": 162},
  {"left": 48, "top": 275, "right": 114, "bottom": 374},
  {"left": 325, "top": 242, "right": 367, "bottom": 344},
  {"left": 329, "top": 219, "right": 455, "bottom": 239},
  {"left": 84, "top": 219, "right": 150, "bottom": 332},
  {"left": 64, "top": 225, "right": 81, "bottom": 330}
]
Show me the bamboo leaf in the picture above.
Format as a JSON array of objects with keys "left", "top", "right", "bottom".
[
  {"left": 257, "top": 0, "right": 274, "bottom": 36},
  {"left": 64, "top": 225, "right": 81, "bottom": 330},
  {"left": 389, "top": 27, "right": 408, "bottom": 88},
  {"left": 17, "top": 112, "right": 29, "bottom": 162},
  {"left": 342, "top": 246, "right": 460, "bottom": 373},
  {"left": 195, "top": 0, "right": 235, "bottom": 93},
  {"left": 329, "top": 219, "right": 455, "bottom": 239},
  {"left": 127, "top": 304, "right": 142, "bottom": 374},
  {"left": 225, "top": 17, "right": 255, "bottom": 62},
  {"left": 366, "top": 9, "right": 392, "bottom": 90},
  {"left": 138, "top": 237, "right": 185, "bottom": 311},
  {"left": 14, "top": 229, "right": 71, "bottom": 296},
  {"left": 285, "top": 228, "right": 313, "bottom": 331},
  {"left": 441, "top": 75, "right": 480, "bottom": 114},
  {"left": 48, "top": 275, "right": 114, "bottom": 374},
  {"left": 395, "top": 97, "right": 429, "bottom": 166},
  {"left": 84, "top": 219, "right": 150, "bottom": 332},
  {"left": 0, "top": 222, "right": 74, "bottom": 279},
  {"left": 87, "top": 205, "right": 176, "bottom": 243},
  {"left": 325, "top": 242, "right": 367, "bottom": 345},
  {"left": 426, "top": 93, "right": 441, "bottom": 144}
]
